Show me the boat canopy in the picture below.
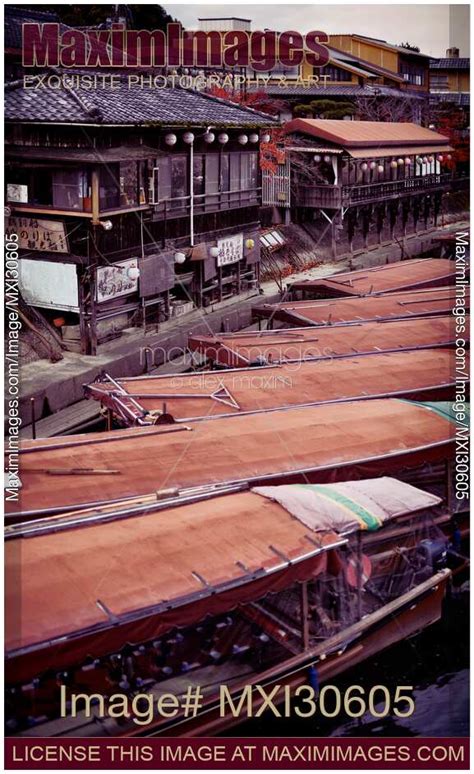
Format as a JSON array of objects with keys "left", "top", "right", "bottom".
[
  {"left": 6, "top": 490, "right": 342, "bottom": 682},
  {"left": 290, "top": 259, "right": 456, "bottom": 298},
  {"left": 7, "top": 399, "right": 456, "bottom": 519},
  {"left": 252, "top": 286, "right": 465, "bottom": 326}
]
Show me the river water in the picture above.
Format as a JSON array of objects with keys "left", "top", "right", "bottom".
[{"left": 230, "top": 592, "right": 469, "bottom": 738}]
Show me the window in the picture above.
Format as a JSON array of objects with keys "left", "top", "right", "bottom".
[
  {"left": 430, "top": 74, "right": 449, "bottom": 89},
  {"left": 7, "top": 168, "right": 92, "bottom": 211},
  {"left": 99, "top": 165, "right": 121, "bottom": 209},
  {"left": 399, "top": 62, "right": 425, "bottom": 86},
  {"left": 315, "top": 65, "right": 352, "bottom": 82}
]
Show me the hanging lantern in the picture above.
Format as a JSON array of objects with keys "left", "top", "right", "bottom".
[
  {"left": 428, "top": 155, "right": 434, "bottom": 163},
  {"left": 261, "top": 133, "right": 271, "bottom": 143},
  {"left": 174, "top": 252, "right": 186, "bottom": 264},
  {"left": 437, "top": 155, "right": 444, "bottom": 162},
  {"left": 238, "top": 134, "right": 248, "bottom": 145},
  {"left": 323, "top": 155, "right": 331, "bottom": 163},
  {"left": 183, "top": 132, "right": 195, "bottom": 144},
  {"left": 390, "top": 160, "right": 398, "bottom": 168},
  {"left": 203, "top": 132, "right": 215, "bottom": 144},
  {"left": 313, "top": 154, "right": 321, "bottom": 163},
  {"left": 369, "top": 161, "right": 377, "bottom": 170},
  {"left": 249, "top": 133, "right": 259, "bottom": 143},
  {"left": 245, "top": 238, "right": 255, "bottom": 249},
  {"left": 377, "top": 164, "right": 384, "bottom": 173},
  {"left": 416, "top": 156, "right": 422, "bottom": 164},
  {"left": 127, "top": 266, "right": 140, "bottom": 281},
  {"left": 397, "top": 158, "right": 404, "bottom": 165},
  {"left": 165, "top": 133, "right": 177, "bottom": 146},
  {"left": 218, "top": 133, "right": 229, "bottom": 144},
  {"left": 447, "top": 154, "right": 452, "bottom": 160},
  {"left": 422, "top": 157, "right": 428, "bottom": 164},
  {"left": 361, "top": 162, "right": 368, "bottom": 171},
  {"left": 209, "top": 246, "right": 220, "bottom": 258},
  {"left": 405, "top": 157, "right": 412, "bottom": 165}
]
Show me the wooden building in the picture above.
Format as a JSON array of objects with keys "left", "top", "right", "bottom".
[
  {"left": 5, "top": 74, "right": 275, "bottom": 354},
  {"left": 263, "top": 119, "right": 458, "bottom": 256}
]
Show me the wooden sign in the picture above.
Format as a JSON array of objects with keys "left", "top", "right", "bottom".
[
  {"left": 96, "top": 258, "right": 139, "bottom": 303},
  {"left": 6, "top": 217, "right": 69, "bottom": 254},
  {"left": 217, "top": 232, "right": 243, "bottom": 267}
]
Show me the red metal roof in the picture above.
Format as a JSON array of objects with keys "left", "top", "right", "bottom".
[
  {"left": 85, "top": 349, "right": 459, "bottom": 424},
  {"left": 284, "top": 119, "right": 451, "bottom": 149},
  {"left": 290, "top": 259, "right": 456, "bottom": 298},
  {"left": 189, "top": 316, "right": 460, "bottom": 367},
  {"left": 253, "top": 287, "right": 464, "bottom": 326},
  {"left": 8, "top": 399, "right": 455, "bottom": 519}
]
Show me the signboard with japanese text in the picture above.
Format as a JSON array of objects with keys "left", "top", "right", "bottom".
[
  {"left": 96, "top": 258, "right": 139, "bottom": 303},
  {"left": 6, "top": 216, "right": 69, "bottom": 253},
  {"left": 217, "top": 232, "right": 243, "bottom": 267}
]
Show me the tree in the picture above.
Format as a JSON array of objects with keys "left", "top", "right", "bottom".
[
  {"left": 294, "top": 99, "right": 355, "bottom": 119},
  {"left": 354, "top": 92, "right": 426, "bottom": 123},
  {"left": 398, "top": 42, "right": 421, "bottom": 52},
  {"left": 53, "top": 4, "right": 178, "bottom": 29}
]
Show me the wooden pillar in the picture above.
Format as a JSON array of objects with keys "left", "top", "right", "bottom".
[
  {"left": 78, "top": 270, "right": 89, "bottom": 355},
  {"left": 300, "top": 581, "right": 310, "bottom": 650},
  {"left": 91, "top": 168, "right": 100, "bottom": 224},
  {"left": 89, "top": 264, "right": 98, "bottom": 357}
]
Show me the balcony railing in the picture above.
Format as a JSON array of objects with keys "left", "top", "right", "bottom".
[
  {"left": 296, "top": 173, "right": 457, "bottom": 209},
  {"left": 151, "top": 187, "right": 261, "bottom": 219}
]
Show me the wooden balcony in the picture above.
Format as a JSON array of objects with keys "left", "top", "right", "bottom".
[{"left": 296, "top": 173, "right": 459, "bottom": 209}]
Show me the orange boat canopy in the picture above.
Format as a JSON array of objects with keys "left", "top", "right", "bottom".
[
  {"left": 188, "top": 316, "right": 459, "bottom": 368},
  {"left": 84, "top": 349, "right": 459, "bottom": 424},
  {"left": 290, "top": 259, "right": 456, "bottom": 298},
  {"left": 7, "top": 399, "right": 455, "bottom": 519},
  {"left": 253, "top": 287, "right": 465, "bottom": 327}
]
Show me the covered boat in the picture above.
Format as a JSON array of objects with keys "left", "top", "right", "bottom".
[
  {"left": 84, "top": 349, "right": 460, "bottom": 425},
  {"left": 188, "top": 315, "right": 458, "bottom": 368},
  {"left": 5, "top": 477, "right": 452, "bottom": 737},
  {"left": 6, "top": 399, "right": 456, "bottom": 521},
  {"left": 252, "top": 286, "right": 466, "bottom": 327},
  {"left": 290, "top": 258, "right": 457, "bottom": 299}
]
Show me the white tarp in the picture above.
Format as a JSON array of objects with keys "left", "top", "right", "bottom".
[{"left": 252, "top": 477, "right": 441, "bottom": 533}]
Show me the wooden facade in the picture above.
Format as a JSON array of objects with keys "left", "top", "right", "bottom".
[{"left": 5, "top": 84, "right": 275, "bottom": 354}]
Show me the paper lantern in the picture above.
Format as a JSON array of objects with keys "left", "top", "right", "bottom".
[
  {"left": 361, "top": 162, "right": 368, "bottom": 171},
  {"left": 245, "top": 238, "right": 255, "bottom": 249},
  {"left": 261, "top": 133, "right": 271, "bottom": 143},
  {"left": 127, "top": 266, "right": 140, "bottom": 281},
  {"left": 405, "top": 157, "right": 412, "bottom": 165},
  {"left": 323, "top": 155, "right": 331, "bottom": 163},
  {"left": 438, "top": 155, "right": 444, "bottom": 162},
  {"left": 238, "top": 134, "right": 248, "bottom": 145},
  {"left": 165, "top": 133, "right": 177, "bottom": 146},
  {"left": 249, "top": 133, "right": 259, "bottom": 143},
  {"left": 369, "top": 161, "right": 377, "bottom": 170},
  {"left": 377, "top": 165, "right": 384, "bottom": 173},
  {"left": 218, "top": 133, "right": 229, "bottom": 144},
  {"left": 397, "top": 158, "right": 404, "bottom": 165},
  {"left": 174, "top": 252, "right": 186, "bottom": 264},
  {"left": 313, "top": 154, "right": 321, "bottom": 163},
  {"left": 183, "top": 132, "right": 195, "bottom": 144},
  {"left": 390, "top": 160, "right": 398, "bottom": 168},
  {"left": 209, "top": 246, "right": 219, "bottom": 258},
  {"left": 203, "top": 132, "right": 215, "bottom": 144}
]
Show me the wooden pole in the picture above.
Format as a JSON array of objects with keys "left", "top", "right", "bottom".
[
  {"left": 301, "top": 581, "right": 310, "bottom": 650},
  {"left": 357, "top": 531, "right": 363, "bottom": 621}
]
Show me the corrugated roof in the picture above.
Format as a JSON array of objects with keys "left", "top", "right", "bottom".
[
  {"left": 5, "top": 75, "right": 277, "bottom": 126},
  {"left": 348, "top": 144, "right": 453, "bottom": 158},
  {"left": 284, "top": 119, "right": 451, "bottom": 148}
]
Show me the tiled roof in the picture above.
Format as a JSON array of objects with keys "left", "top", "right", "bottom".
[
  {"left": 5, "top": 7, "right": 62, "bottom": 50},
  {"left": 430, "top": 58, "right": 470, "bottom": 69},
  {"left": 251, "top": 84, "right": 425, "bottom": 100},
  {"left": 4, "top": 75, "right": 277, "bottom": 126},
  {"left": 430, "top": 92, "right": 470, "bottom": 106},
  {"left": 284, "top": 119, "right": 451, "bottom": 149}
]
